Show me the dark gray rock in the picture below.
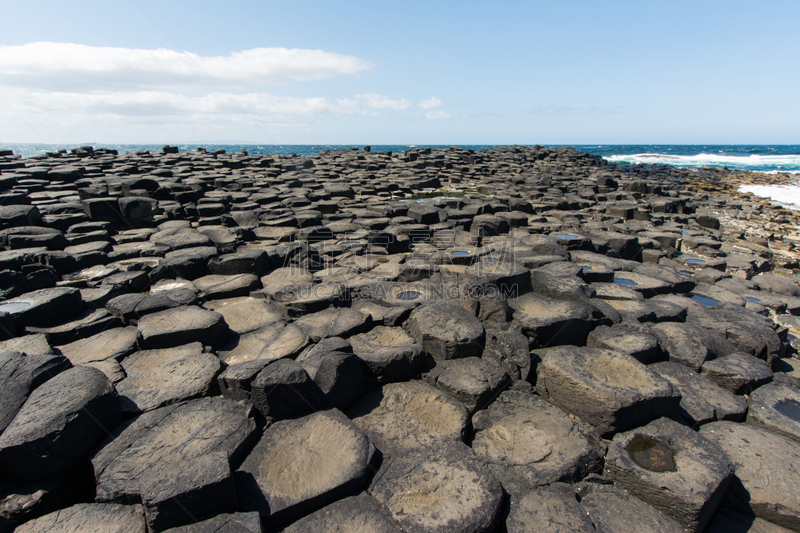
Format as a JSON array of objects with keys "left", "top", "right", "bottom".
[
  {"left": 93, "top": 397, "right": 256, "bottom": 532},
  {"left": 164, "top": 512, "right": 263, "bottom": 533},
  {"left": 368, "top": 440, "right": 504, "bottom": 533},
  {"left": 55, "top": 326, "right": 138, "bottom": 365},
  {"left": 0, "top": 350, "right": 71, "bottom": 434},
  {"left": 701, "top": 352, "right": 773, "bottom": 394},
  {"left": 705, "top": 507, "right": 795, "bottom": 533},
  {"left": 481, "top": 326, "right": 531, "bottom": 383},
  {"left": 650, "top": 361, "right": 747, "bottom": 425},
  {"left": 605, "top": 417, "right": 732, "bottom": 532},
  {"left": 294, "top": 307, "right": 373, "bottom": 342},
  {"left": 236, "top": 409, "right": 375, "bottom": 525},
  {"left": 509, "top": 292, "right": 592, "bottom": 348},
  {"left": 580, "top": 491, "right": 685, "bottom": 533},
  {"left": 471, "top": 390, "right": 602, "bottom": 494},
  {"left": 700, "top": 421, "right": 800, "bottom": 532},
  {"left": 747, "top": 383, "right": 800, "bottom": 444},
  {"left": 281, "top": 493, "right": 399, "bottom": 533},
  {"left": 423, "top": 357, "right": 509, "bottom": 413},
  {"left": 137, "top": 306, "right": 230, "bottom": 349},
  {"left": 13, "top": 503, "right": 146, "bottom": 533},
  {"left": 297, "top": 348, "right": 367, "bottom": 411},
  {"left": 650, "top": 322, "right": 736, "bottom": 371},
  {"left": 586, "top": 325, "right": 660, "bottom": 364},
  {"left": 406, "top": 301, "right": 485, "bottom": 361},
  {"left": 0, "top": 287, "right": 83, "bottom": 327},
  {"left": 534, "top": 346, "right": 680, "bottom": 436},
  {"left": 506, "top": 484, "right": 595, "bottom": 533},
  {"left": 193, "top": 274, "right": 261, "bottom": 300},
  {"left": 250, "top": 358, "right": 326, "bottom": 422},
  {"left": 349, "top": 326, "right": 425, "bottom": 385},
  {"left": 0, "top": 366, "right": 122, "bottom": 483}
]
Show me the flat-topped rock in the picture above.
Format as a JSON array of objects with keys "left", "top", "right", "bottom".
[
  {"left": 534, "top": 346, "right": 680, "bottom": 436},
  {"left": 13, "top": 503, "right": 146, "bottom": 533},
  {"left": 137, "top": 306, "right": 230, "bottom": 349}
]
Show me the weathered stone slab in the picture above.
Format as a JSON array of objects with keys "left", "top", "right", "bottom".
[{"left": 13, "top": 503, "right": 146, "bottom": 533}]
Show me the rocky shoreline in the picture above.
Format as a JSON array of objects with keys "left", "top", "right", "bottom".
[{"left": 1, "top": 144, "right": 800, "bottom": 532}]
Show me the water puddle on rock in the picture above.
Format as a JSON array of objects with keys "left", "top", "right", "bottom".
[
  {"left": 395, "top": 290, "right": 422, "bottom": 301},
  {"left": 627, "top": 436, "right": 677, "bottom": 472},
  {"left": 691, "top": 294, "right": 719, "bottom": 307},
  {"left": 614, "top": 278, "right": 638, "bottom": 286},
  {"left": 451, "top": 251, "right": 471, "bottom": 256},
  {"left": 0, "top": 301, "right": 31, "bottom": 314},
  {"left": 745, "top": 296, "right": 761, "bottom": 302},
  {"left": 774, "top": 399, "right": 800, "bottom": 422},
  {"left": 685, "top": 258, "right": 706, "bottom": 265},
  {"left": 555, "top": 234, "right": 579, "bottom": 240}
]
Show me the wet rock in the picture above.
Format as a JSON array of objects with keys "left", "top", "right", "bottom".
[
  {"left": 0, "top": 366, "right": 122, "bottom": 483},
  {"left": 650, "top": 361, "right": 747, "bottom": 425},
  {"left": 471, "top": 390, "right": 602, "bottom": 494},
  {"left": 13, "top": 503, "right": 146, "bottom": 533},
  {"left": 347, "top": 380, "right": 469, "bottom": 455},
  {"left": 368, "top": 440, "right": 504, "bottom": 533},
  {"left": 534, "top": 346, "right": 680, "bottom": 436},
  {"left": 92, "top": 397, "right": 256, "bottom": 532},
  {"left": 137, "top": 306, "right": 230, "bottom": 349},
  {"left": 700, "top": 421, "right": 800, "bottom": 531},
  {"left": 236, "top": 409, "right": 375, "bottom": 525},
  {"left": 605, "top": 417, "right": 732, "bottom": 532},
  {"left": 747, "top": 383, "right": 800, "bottom": 444},
  {"left": 0, "top": 287, "right": 83, "bottom": 327}
]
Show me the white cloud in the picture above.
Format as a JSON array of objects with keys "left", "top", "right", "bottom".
[
  {"left": 420, "top": 96, "right": 442, "bottom": 109},
  {"left": 356, "top": 93, "right": 413, "bottom": 110},
  {"left": 0, "top": 42, "right": 370, "bottom": 90},
  {"left": 426, "top": 110, "right": 453, "bottom": 120}
]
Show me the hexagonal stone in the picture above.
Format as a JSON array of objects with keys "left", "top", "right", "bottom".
[
  {"left": 368, "top": 441, "right": 504, "bottom": 533},
  {"left": 580, "top": 491, "right": 685, "bottom": 533},
  {"left": 236, "top": 409, "right": 375, "bottom": 525},
  {"left": 202, "top": 297, "right": 286, "bottom": 335},
  {"left": 55, "top": 326, "right": 138, "bottom": 365},
  {"left": 0, "top": 366, "right": 122, "bottom": 483},
  {"left": 587, "top": 325, "right": 660, "bottom": 364},
  {"left": 282, "top": 493, "right": 399, "bottom": 533},
  {"left": 217, "top": 321, "right": 308, "bottom": 367},
  {"left": 117, "top": 345, "right": 220, "bottom": 414},
  {"left": 650, "top": 362, "right": 747, "bottom": 425},
  {"left": 0, "top": 287, "right": 83, "bottom": 327},
  {"left": 347, "top": 380, "right": 469, "bottom": 455},
  {"left": 406, "top": 301, "right": 485, "bottom": 361},
  {"left": 701, "top": 352, "right": 773, "bottom": 394},
  {"left": 606, "top": 417, "right": 732, "bottom": 532},
  {"left": 605, "top": 299, "right": 687, "bottom": 323},
  {"left": 294, "top": 307, "right": 374, "bottom": 342},
  {"left": 137, "top": 306, "right": 230, "bottom": 350},
  {"left": 297, "top": 346, "right": 367, "bottom": 411},
  {"left": 192, "top": 274, "right": 261, "bottom": 300},
  {"left": 700, "top": 421, "right": 800, "bottom": 532},
  {"left": 349, "top": 326, "right": 425, "bottom": 385},
  {"left": 249, "top": 358, "right": 326, "bottom": 422},
  {"left": 13, "top": 503, "right": 145, "bottom": 533},
  {"left": 650, "top": 322, "right": 736, "bottom": 371},
  {"left": 423, "top": 357, "right": 510, "bottom": 413},
  {"left": 509, "top": 292, "right": 592, "bottom": 348},
  {"left": 506, "top": 484, "right": 595, "bottom": 533},
  {"left": 92, "top": 397, "right": 257, "bottom": 532},
  {"left": 747, "top": 383, "right": 800, "bottom": 444},
  {"left": 534, "top": 346, "right": 680, "bottom": 436},
  {"left": 471, "top": 390, "right": 602, "bottom": 495}
]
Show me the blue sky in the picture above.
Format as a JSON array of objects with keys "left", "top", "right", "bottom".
[{"left": 1, "top": 0, "right": 798, "bottom": 145}]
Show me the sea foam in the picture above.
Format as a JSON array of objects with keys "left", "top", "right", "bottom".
[
  {"left": 739, "top": 183, "right": 800, "bottom": 211},
  {"left": 608, "top": 153, "right": 800, "bottom": 172}
]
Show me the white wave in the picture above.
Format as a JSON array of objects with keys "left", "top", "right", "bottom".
[
  {"left": 739, "top": 183, "right": 800, "bottom": 211},
  {"left": 607, "top": 152, "right": 800, "bottom": 170}
]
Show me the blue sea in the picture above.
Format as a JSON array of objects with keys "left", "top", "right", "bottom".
[{"left": 2, "top": 143, "right": 800, "bottom": 174}]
